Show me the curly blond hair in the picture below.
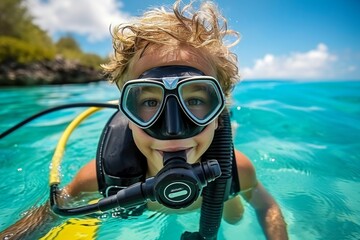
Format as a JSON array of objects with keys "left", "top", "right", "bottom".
[{"left": 102, "top": 0, "right": 240, "bottom": 97}]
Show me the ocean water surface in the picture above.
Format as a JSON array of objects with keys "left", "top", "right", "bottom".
[{"left": 0, "top": 80, "right": 359, "bottom": 239}]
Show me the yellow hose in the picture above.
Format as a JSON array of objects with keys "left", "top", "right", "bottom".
[{"left": 49, "top": 107, "right": 101, "bottom": 185}]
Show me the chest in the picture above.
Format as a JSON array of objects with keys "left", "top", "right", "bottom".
[{"left": 146, "top": 196, "right": 203, "bottom": 214}]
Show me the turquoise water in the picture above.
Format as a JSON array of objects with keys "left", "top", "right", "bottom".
[{"left": 0, "top": 80, "right": 359, "bottom": 239}]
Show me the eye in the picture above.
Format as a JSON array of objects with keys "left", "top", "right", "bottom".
[
  {"left": 142, "top": 99, "right": 160, "bottom": 107},
  {"left": 186, "top": 98, "right": 205, "bottom": 106}
]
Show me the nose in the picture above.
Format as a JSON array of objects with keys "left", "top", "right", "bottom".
[
  {"left": 143, "top": 96, "right": 205, "bottom": 140},
  {"left": 164, "top": 97, "right": 185, "bottom": 136}
]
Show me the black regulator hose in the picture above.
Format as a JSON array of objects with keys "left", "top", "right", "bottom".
[
  {"left": 181, "top": 109, "right": 234, "bottom": 240},
  {"left": 0, "top": 102, "right": 118, "bottom": 139},
  {"left": 200, "top": 109, "right": 233, "bottom": 239}
]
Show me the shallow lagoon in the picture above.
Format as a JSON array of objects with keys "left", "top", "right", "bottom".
[{"left": 1, "top": 80, "right": 359, "bottom": 239}]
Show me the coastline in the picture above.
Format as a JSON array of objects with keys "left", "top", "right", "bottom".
[{"left": 0, "top": 57, "right": 104, "bottom": 86}]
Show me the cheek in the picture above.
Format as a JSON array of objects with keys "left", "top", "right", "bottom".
[
  {"left": 193, "top": 120, "right": 217, "bottom": 155},
  {"left": 203, "top": 119, "right": 218, "bottom": 140},
  {"left": 129, "top": 122, "right": 163, "bottom": 173},
  {"left": 129, "top": 122, "right": 151, "bottom": 151},
  {"left": 129, "top": 122, "right": 148, "bottom": 139},
  {"left": 128, "top": 121, "right": 134, "bottom": 131},
  {"left": 214, "top": 117, "right": 219, "bottom": 129}
]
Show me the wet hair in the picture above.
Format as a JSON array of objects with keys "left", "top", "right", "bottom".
[{"left": 102, "top": 0, "right": 240, "bottom": 97}]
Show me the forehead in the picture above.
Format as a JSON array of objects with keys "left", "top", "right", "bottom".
[{"left": 129, "top": 44, "right": 216, "bottom": 79}]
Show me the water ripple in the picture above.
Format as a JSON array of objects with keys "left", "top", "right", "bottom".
[{"left": 98, "top": 211, "right": 170, "bottom": 239}]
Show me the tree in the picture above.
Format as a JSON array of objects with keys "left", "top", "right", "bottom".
[
  {"left": 0, "top": 0, "right": 32, "bottom": 38},
  {"left": 0, "top": 0, "right": 56, "bottom": 63},
  {"left": 56, "top": 36, "right": 82, "bottom": 53},
  {"left": 0, "top": 0, "right": 104, "bottom": 68}
]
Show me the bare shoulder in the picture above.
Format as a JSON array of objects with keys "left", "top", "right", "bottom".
[
  {"left": 234, "top": 150, "right": 258, "bottom": 193},
  {"left": 65, "top": 159, "right": 98, "bottom": 196}
]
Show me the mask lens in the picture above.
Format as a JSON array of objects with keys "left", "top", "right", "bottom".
[
  {"left": 122, "top": 83, "right": 164, "bottom": 126},
  {"left": 179, "top": 80, "right": 223, "bottom": 124}
]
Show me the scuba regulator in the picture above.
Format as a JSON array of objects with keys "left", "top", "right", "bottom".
[{"left": 51, "top": 150, "right": 221, "bottom": 214}]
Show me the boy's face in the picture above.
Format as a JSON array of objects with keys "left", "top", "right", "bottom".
[{"left": 127, "top": 44, "right": 219, "bottom": 174}]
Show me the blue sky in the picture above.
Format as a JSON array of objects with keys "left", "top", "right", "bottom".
[{"left": 26, "top": 0, "right": 360, "bottom": 80}]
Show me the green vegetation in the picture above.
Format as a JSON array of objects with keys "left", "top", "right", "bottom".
[
  {"left": 0, "top": 0, "right": 106, "bottom": 68},
  {"left": 55, "top": 37, "right": 105, "bottom": 68},
  {"left": 0, "top": 36, "right": 55, "bottom": 64}
]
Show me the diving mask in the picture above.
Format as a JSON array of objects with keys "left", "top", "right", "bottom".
[{"left": 119, "top": 66, "right": 225, "bottom": 139}]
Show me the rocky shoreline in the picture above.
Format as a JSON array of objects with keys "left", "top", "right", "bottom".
[{"left": 0, "top": 56, "right": 104, "bottom": 86}]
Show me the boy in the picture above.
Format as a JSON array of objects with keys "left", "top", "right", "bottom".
[{"left": 1, "top": 1, "right": 288, "bottom": 239}]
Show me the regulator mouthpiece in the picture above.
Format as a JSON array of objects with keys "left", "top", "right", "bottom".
[{"left": 152, "top": 150, "right": 221, "bottom": 208}]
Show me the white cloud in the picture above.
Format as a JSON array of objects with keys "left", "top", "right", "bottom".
[
  {"left": 242, "top": 43, "right": 338, "bottom": 80},
  {"left": 26, "top": 0, "right": 130, "bottom": 41}
]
